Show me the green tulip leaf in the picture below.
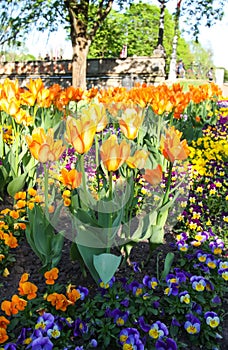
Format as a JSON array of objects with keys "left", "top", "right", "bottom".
[
  {"left": 7, "top": 172, "right": 28, "bottom": 197},
  {"left": 93, "top": 253, "right": 122, "bottom": 285}
]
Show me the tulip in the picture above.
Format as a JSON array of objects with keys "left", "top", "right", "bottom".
[
  {"left": 65, "top": 116, "right": 96, "bottom": 154},
  {"left": 160, "top": 126, "right": 189, "bottom": 163},
  {"left": 100, "top": 134, "right": 130, "bottom": 172},
  {"left": 26, "top": 128, "right": 65, "bottom": 163},
  {"left": 83, "top": 103, "right": 108, "bottom": 132},
  {"left": 26, "top": 127, "right": 65, "bottom": 163},
  {"left": 143, "top": 164, "right": 163, "bottom": 185},
  {"left": 119, "top": 106, "right": 144, "bottom": 140},
  {"left": 60, "top": 168, "right": 82, "bottom": 189},
  {"left": 126, "top": 149, "right": 149, "bottom": 169}
]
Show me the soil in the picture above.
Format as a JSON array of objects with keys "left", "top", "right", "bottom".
[{"left": 0, "top": 230, "right": 177, "bottom": 301}]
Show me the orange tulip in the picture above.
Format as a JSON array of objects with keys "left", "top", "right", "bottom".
[
  {"left": 26, "top": 127, "right": 65, "bottom": 163},
  {"left": 83, "top": 103, "right": 108, "bottom": 132},
  {"left": 126, "top": 149, "right": 149, "bottom": 169},
  {"left": 143, "top": 164, "right": 163, "bottom": 185},
  {"left": 100, "top": 134, "right": 131, "bottom": 172},
  {"left": 59, "top": 168, "right": 82, "bottom": 189},
  {"left": 44, "top": 267, "right": 59, "bottom": 285},
  {"left": 65, "top": 116, "right": 96, "bottom": 154},
  {"left": 119, "top": 105, "right": 144, "bottom": 140},
  {"left": 160, "top": 126, "right": 189, "bottom": 163}
]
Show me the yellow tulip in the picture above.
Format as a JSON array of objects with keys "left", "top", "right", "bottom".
[
  {"left": 100, "top": 134, "right": 130, "bottom": 172},
  {"left": 126, "top": 149, "right": 149, "bottom": 169},
  {"left": 83, "top": 103, "right": 108, "bottom": 132},
  {"left": 65, "top": 116, "right": 96, "bottom": 154},
  {"left": 119, "top": 106, "right": 144, "bottom": 140},
  {"left": 26, "top": 127, "right": 65, "bottom": 163}
]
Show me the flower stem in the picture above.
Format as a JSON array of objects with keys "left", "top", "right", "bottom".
[
  {"left": 107, "top": 171, "right": 113, "bottom": 253},
  {"left": 43, "top": 163, "right": 49, "bottom": 220},
  {"left": 79, "top": 154, "right": 88, "bottom": 207}
]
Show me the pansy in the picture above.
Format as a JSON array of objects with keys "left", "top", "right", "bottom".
[
  {"left": 184, "top": 314, "right": 201, "bottom": 334},
  {"left": 148, "top": 321, "right": 169, "bottom": 339},
  {"left": 209, "top": 240, "right": 224, "bottom": 255},
  {"left": 35, "top": 313, "right": 55, "bottom": 331},
  {"left": 3, "top": 344, "right": 17, "bottom": 350},
  {"left": 218, "top": 261, "right": 228, "bottom": 270},
  {"left": 164, "top": 285, "right": 179, "bottom": 296},
  {"left": 218, "top": 268, "right": 228, "bottom": 281},
  {"left": 191, "top": 302, "right": 202, "bottom": 315},
  {"left": 119, "top": 327, "right": 140, "bottom": 344},
  {"left": 177, "top": 241, "right": 189, "bottom": 252},
  {"left": 47, "top": 324, "right": 61, "bottom": 339},
  {"left": 196, "top": 251, "right": 208, "bottom": 263},
  {"left": 111, "top": 308, "right": 129, "bottom": 326},
  {"left": 143, "top": 275, "right": 159, "bottom": 290},
  {"left": 44, "top": 268, "right": 59, "bottom": 285},
  {"left": 27, "top": 335, "right": 53, "bottom": 350},
  {"left": 89, "top": 339, "right": 98, "bottom": 348},
  {"left": 128, "top": 281, "right": 144, "bottom": 297},
  {"left": 138, "top": 316, "right": 150, "bottom": 332},
  {"left": 204, "top": 311, "right": 220, "bottom": 328},
  {"left": 179, "top": 291, "right": 191, "bottom": 304},
  {"left": 99, "top": 277, "right": 115, "bottom": 289},
  {"left": 206, "top": 256, "right": 218, "bottom": 269},
  {"left": 211, "top": 295, "right": 222, "bottom": 304},
  {"left": 73, "top": 318, "right": 88, "bottom": 337},
  {"left": 119, "top": 328, "right": 144, "bottom": 349},
  {"left": 176, "top": 232, "right": 188, "bottom": 241},
  {"left": 190, "top": 276, "right": 206, "bottom": 292},
  {"left": 76, "top": 286, "right": 89, "bottom": 300},
  {"left": 155, "top": 337, "right": 178, "bottom": 350}
]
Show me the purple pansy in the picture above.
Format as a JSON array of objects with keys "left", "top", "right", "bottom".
[
  {"left": 143, "top": 275, "right": 159, "bottom": 290},
  {"left": 204, "top": 311, "right": 220, "bottom": 328},
  {"left": 148, "top": 321, "right": 169, "bottom": 339},
  {"left": 155, "top": 337, "right": 178, "bottom": 350},
  {"left": 184, "top": 314, "right": 201, "bottom": 334}
]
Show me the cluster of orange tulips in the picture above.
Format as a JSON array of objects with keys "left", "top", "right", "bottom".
[{"left": 0, "top": 78, "right": 222, "bottom": 127}]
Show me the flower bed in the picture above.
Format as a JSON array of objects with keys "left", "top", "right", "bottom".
[{"left": 0, "top": 79, "right": 227, "bottom": 349}]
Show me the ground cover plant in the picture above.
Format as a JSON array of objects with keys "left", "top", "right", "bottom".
[{"left": 0, "top": 79, "right": 227, "bottom": 349}]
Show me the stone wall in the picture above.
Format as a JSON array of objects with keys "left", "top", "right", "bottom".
[{"left": 0, "top": 55, "right": 166, "bottom": 88}]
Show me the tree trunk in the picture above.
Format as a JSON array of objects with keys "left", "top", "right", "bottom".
[
  {"left": 157, "top": 0, "right": 166, "bottom": 47},
  {"left": 72, "top": 37, "right": 91, "bottom": 89},
  {"left": 168, "top": 0, "right": 182, "bottom": 82}
]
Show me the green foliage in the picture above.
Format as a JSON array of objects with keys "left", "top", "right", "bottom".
[
  {"left": 89, "top": 4, "right": 176, "bottom": 58},
  {"left": 25, "top": 204, "right": 64, "bottom": 272}
]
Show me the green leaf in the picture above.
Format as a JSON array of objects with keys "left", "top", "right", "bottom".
[
  {"left": 93, "top": 253, "right": 122, "bottom": 285},
  {"left": 76, "top": 244, "right": 106, "bottom": 284},
  {"left": 160, "top": 252, "right": 175, "bottom": 281},
  {"left": 50, "top": 231, "right": 64, "bottom": 267},
  {"left": 7, "top": 172, "right": 27, "bottom": 197}
]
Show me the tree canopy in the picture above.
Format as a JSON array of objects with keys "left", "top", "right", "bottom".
[{"left": 0, "top": 0, "right": 225, "bottom": 87}]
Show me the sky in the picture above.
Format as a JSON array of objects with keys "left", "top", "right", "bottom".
[{"left": 26, "top": 0, "right": 228, "bottom": 69}]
